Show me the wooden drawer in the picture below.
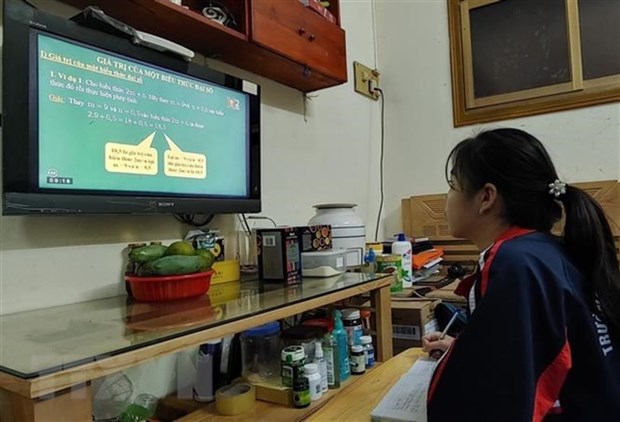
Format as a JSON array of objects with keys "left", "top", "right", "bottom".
[{"left": 251, "top": 0, "right": 347, "bottom": 82}]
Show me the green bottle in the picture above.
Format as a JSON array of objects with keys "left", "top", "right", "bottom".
[{"left": 323, "top": 333, "right": 341, "bottom": 389}]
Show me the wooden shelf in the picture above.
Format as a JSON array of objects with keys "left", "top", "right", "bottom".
[
  {"left": 157, "top": 364, "right": 383, "bottom": 421},
  {"left": 60, "top": 0, "right": 347, "bottom": 92},
  {"left": 0, "top": 274, "right": 393, "bottom": 421}
]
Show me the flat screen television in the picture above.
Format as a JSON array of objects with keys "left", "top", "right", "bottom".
[{"left": 2, "top": 0, "right": 261, "bottom": 215}]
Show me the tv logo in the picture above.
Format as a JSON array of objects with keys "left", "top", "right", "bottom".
[{"left": 158, "top": 202, "right": 175, "bottom": 207}]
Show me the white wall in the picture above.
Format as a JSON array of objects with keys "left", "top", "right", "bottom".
[
  {"left": 0, "top": 0, "right": 382, "bottom": 316},
  {"left": 0, "top": 0, "right": 382, "bottom": 404},
  {"left": 374, "top": 0, "right": 620, "bottom": 237}
]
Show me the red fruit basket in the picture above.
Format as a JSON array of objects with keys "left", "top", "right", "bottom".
[{"left": 126, "top": 270, "right": 214, "bottom": 302}]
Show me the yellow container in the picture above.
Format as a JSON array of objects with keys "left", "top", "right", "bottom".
[
  {"left": 365, "top": 242, "right": 384, "bottom": 255},
  {"left": 211, "top": 260, "right": 241, "bottom": 284}
]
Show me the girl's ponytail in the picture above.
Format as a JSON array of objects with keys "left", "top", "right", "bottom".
[{"left": 562, "top": 185, "right": 620, "bottom": 331}]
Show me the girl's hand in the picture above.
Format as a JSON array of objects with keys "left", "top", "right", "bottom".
[{"left": 422, "top": 332, "right": 455, "bottom": 354}]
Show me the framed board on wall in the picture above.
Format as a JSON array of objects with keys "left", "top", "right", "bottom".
[{"left": 448, "top": 0, "right": 620, "bottom": 126}]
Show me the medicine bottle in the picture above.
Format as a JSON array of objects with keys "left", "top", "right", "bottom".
[
  {"left": 281, "top": 345, "right": 306, "bottom": 387},
  {"left": 360, "top": 335, "right": 375, "bottom": 368},
  {"left": 350, "top": 345, "right": 366, "bottom": 375},
  {"left": 303, "top": 363, "right": 322, "bottom": 401},
  {"left": 293, "top": 377, "right": 311, "bottom": 408},
  {"left": 342, "top": 308, "right": 363, "bottom": 346}
]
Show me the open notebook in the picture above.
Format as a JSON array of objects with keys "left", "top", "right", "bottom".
[{"left": 370, "top": 357, "right": 438, "bottom": 422}]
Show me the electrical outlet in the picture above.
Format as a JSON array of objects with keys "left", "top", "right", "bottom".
[{"left": 353, "top": 61, "right": 380, "bottom": 100}]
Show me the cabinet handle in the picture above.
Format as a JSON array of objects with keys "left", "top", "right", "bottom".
[
  {"left": 298, "top": 28, "right": 306, "bottom": 35},
  {"left": 308, "top": 34, "right": 316, "bottom": 41}
]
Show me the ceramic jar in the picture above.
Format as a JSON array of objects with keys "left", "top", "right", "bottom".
[{"left": 308, "top": 204, "right": 366, "bottom": 266}]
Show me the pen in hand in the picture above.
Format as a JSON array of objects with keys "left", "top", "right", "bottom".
[{"left": 429, "top": 310, "right": 460, "bottom": 360}]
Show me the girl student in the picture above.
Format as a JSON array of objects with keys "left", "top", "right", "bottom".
[{"left": 422, "top": 128, "right": 620, "bottom": 421}]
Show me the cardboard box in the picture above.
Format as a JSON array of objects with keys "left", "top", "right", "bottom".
[
  {"left": 391, "top": 299, "right": 441, "bottom": 351},
  {"left": 295, "top": 225, "right": 332, "bottom": 252},
  {"left": 253, "top": 381, "right": 293, "bottom": 406},
  {"left": 256, "top": 227, "right": 302, "bottom": 285}
]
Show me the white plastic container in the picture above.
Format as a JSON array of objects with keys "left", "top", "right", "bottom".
[
  {"left": 392, "top": 233, "right": 413, "bottom": 287},
  {"left": 314, "top": 342, "right": 329, "bottom": 392},
  {"left": 301, "top": 250, "right": 347, "bottom": 277},
  {"left": 304, "top": 363, "right": 323, "bottom": 401},
  {"left": 194, "top": 338, "right": 222, "bottom": 402},
  {"left": 360, "top": 335, "right": 375, "bottom": 368},
  {"left": 308, "top": 204, "right": 366, "bottom": 266}
]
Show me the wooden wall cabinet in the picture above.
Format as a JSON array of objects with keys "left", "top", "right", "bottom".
[{"left": 61, "top": 0, "right": 347, "bottom": 92}]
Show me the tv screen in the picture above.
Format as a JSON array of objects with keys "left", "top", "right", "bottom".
[{"left": 2, "top": 0, "right": 261, "bottom": 215}]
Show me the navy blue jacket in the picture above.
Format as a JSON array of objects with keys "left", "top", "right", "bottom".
[{"left": 427, "top": 228, "right": 620, "bottom": 422}]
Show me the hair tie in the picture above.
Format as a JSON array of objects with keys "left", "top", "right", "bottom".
[{"left": 548, "top": 179, "right": 567, "bottom": 198}]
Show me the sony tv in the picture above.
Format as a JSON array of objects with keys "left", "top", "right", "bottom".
[{"left": 2, "top": 0, "right": 261, "bottom": 215}]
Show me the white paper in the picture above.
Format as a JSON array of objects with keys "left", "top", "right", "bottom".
[{"left": 370, "top": 357, "right": 438, "bottom": 422}]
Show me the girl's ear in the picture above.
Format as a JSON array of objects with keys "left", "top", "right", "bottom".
[{"left": 478, "top": 183, "right": 499, "bottom": 215}]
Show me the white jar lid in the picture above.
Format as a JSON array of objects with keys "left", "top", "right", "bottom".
[
  {"left": 351, "top": 345, "right": 364, "bottom": 353},
  {"left": 281, "top": 345, "right": 305, "bottom": 362},
  {"left": 360, "top": 335, "right": 372, "bottom": 345},
  {"left": 342, "top": 308, "right": 361, "bottom": 320}
]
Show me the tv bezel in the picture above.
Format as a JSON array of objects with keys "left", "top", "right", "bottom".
[{"left": 2, "top": 0, "right": 261, "bottom": 215}]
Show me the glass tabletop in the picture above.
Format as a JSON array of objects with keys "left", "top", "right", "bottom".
[{"left": 0, "top": 272, "right": 387, "bottom": 378}]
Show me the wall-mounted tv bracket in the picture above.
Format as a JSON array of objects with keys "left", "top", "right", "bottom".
[{"left": 70, "top": 6, "right": 195, "bottom": 62}]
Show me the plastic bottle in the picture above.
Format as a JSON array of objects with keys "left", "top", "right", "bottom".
[
  {"left": 360, "top": 335, "right": 375, "bottom": 368},
  {"left": 314, "top": 341, "right": 328, "bottom": 392},
  {"left": 322, "top": 333, "right": 340, "bottom": 389},
  {"left": 293, "top": 377, "right": 311, "bottom": 408},
  {"left": 392, "top": 233, "right": 413, "bottom": 288},
  {"left": 332, "top": 310, "right": 351, "bottom": 382},
  {"left": 281, "top": 345, "right": 306, "bottom": 388},
  {"left": 342, "top": 308, "right": 363, "bottom": 346},
  {"left": 193, "top": 339, "right": 221, "bottom": 402},
  {"left": 303, "top": 363, "right": 322, "bottom": 401},
  {"left": 350, "top": 345, "right": 366, "bottom": 375}
]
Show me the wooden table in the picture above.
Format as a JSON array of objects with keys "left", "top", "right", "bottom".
[
  {"left": 0, "top": 273, "right": 394, "bottom": 421},
  {"left": 309, "top": 348, "right": 424, "bottom": 421},
  {"left": 175, "top": 348, "right": 424, "bottom": 421}
]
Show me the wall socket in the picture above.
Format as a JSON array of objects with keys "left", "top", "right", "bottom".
[{"left": 353, "top": 61, "right": 380, "bottom": 100}]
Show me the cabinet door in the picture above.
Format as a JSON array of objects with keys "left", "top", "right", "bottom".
[{"left": 251, "top": 0, "right": 347, "bottom": 82}]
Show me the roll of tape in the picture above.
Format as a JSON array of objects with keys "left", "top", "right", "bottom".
[{"left": 215, "top": 383, "right": 256, "bottom": 416}]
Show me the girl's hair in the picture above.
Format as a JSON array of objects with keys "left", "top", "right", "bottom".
[{"left": 445, "top": 128, "right": 620, "bottom": 331}]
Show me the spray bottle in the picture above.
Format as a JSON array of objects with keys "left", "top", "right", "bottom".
[
  {"left": 332, "top": 310, "right": 351, "bottom": 382},
  {"left": 314, "top": 341, "right": 328, "bottom": 392}
]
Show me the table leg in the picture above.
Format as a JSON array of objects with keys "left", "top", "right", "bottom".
[
  {"left": 0, "top": 383, "right": 92, "bottom": 421},
  {"left": 371, "top": 283, "right": 393, "bottom": 362}
]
